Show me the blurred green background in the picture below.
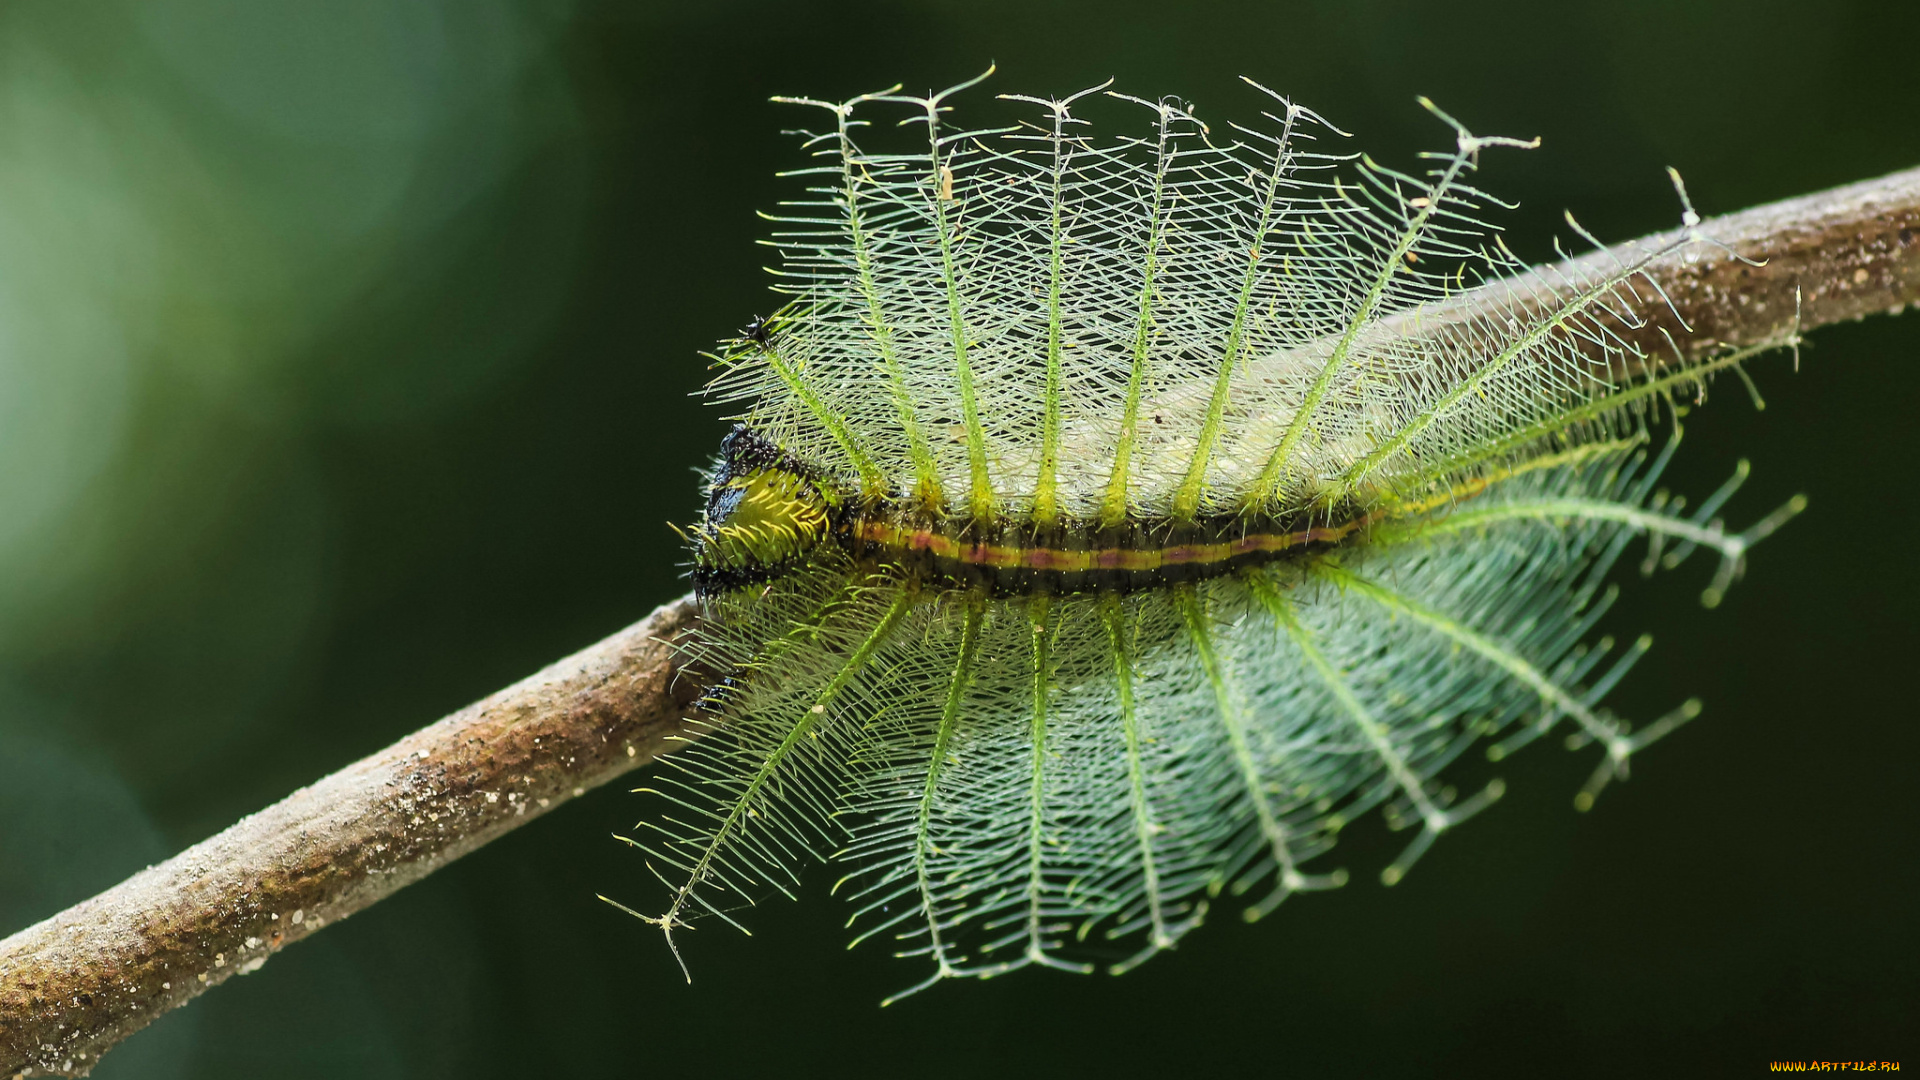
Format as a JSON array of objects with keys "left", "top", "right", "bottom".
[{"left": 1, "top": 1, "right": 1914, "bottom": 1076}]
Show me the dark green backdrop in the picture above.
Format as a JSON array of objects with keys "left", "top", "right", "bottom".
[{"left": 1, "top": 1, "right": 1913, "bottom": 1076}]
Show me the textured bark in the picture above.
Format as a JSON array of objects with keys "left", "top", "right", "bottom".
[
  {"left": 1401, "top": 164, "right": 1920, "bottom": 369},
  {"left": 1, "top": 165, "right": 1917, "bottom": 1080},
  {"left": 1592, "top": 165, "right": 1919, "bottom": 361},
  {"left": 0, "top": 597, "right": 704, "bottom": 1078}
]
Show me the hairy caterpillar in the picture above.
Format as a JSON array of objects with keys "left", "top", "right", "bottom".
[{"left": 610, "top": 71, "right": 1803, "bottom": 999}]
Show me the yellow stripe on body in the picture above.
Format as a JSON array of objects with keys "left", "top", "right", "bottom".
[
  {"left": 842, "top": 450, "right": 1602, "bottom": 575},
  {"left": 850, "top": 518, "right": 1372, "bottom": 572}
]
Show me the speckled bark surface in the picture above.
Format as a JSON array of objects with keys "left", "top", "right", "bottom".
[
  {"left": 1604, "top": 165, "right": 1920, "bottom": 359},
  {"left": 1389, "top": 165, "right": 1920, "bottom": 370},
  {"left": 0, "top": 597, "right": 703, "bottom": 1078}
]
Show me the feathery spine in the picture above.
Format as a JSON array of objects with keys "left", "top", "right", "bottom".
[{"left": 620, "top": 75, "right": 1804, "bottom": 995}]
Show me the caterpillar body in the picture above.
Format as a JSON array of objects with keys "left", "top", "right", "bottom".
[{"left": 617, "top": 72, "right": 1803, "bottom": 998}]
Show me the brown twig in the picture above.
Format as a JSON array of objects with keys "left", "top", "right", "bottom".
[
  {"left": 1, "top": 598, "right": 705, "bottom": 1078},
  {"left": 2, "top": 165, "right": 1917, "bottom": 1079},
  {"left": 1472, "top": 164, "right": 1919, "bottom": 367},
  {"left": 1589, "top": 165, "right": 1918, "bottom": 360}
]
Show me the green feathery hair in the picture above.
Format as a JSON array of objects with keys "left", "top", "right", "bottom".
[{"left": 607, "top": 69, "right": 1803, "bottom": 1000}]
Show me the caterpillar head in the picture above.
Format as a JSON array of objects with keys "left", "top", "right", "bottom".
[{"left": 689, "top": 425, "right": 836, "bottom": 597}]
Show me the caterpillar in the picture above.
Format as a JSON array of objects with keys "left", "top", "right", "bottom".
[{"left": 610, "top": 70, "right": 1804, "bottom": 1000}]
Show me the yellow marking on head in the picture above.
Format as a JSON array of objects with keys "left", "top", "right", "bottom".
[{"left": 702, "top": 468, "right": 831, "bottom": 570}]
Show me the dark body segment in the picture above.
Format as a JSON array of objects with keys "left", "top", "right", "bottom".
[
  {"left": 692, "top": 426, "right": 1393, "bottom": 598},
  {"left": 840, "top": 512, "right": 1366, "bottom": 596}
]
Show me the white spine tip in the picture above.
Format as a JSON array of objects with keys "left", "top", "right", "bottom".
[{"left": 1666, "top": 166, "right": 1701, "bottom": 227}]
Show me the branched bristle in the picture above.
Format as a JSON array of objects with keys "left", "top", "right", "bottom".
[{"left": 617, "top": 75, "right": 1803, "bottom": 997}]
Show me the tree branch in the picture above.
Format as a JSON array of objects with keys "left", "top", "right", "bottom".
[
  {"left": 1, "top": 598, "right": 705, "bottom": 1078},
  {"left": 1432, "top": 164, "right": 1920, "bottom": 367},
  {"left": 3, "top": 165, "right": 1917, "bottom": 1079},
  {"left": 1599, "top": 165, "right": 1919, "bottom": 359}
]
